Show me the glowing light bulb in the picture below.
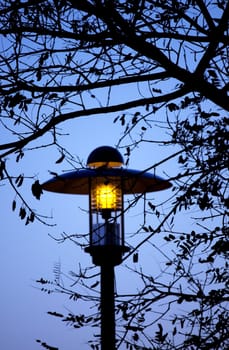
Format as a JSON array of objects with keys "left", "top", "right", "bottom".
[
  {"left": 91, "top": 181, "right": 121, "bottom": 211},
  {"left": 96, "top": 184, "right": 118, "bottom": 210}
]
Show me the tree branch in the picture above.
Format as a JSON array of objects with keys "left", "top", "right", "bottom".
[
  {"left": 2, "top": 72, "right": 170, "bottom": 95},
  {"left": 0, "top": 86, "right": 189, "bottom": 155}
]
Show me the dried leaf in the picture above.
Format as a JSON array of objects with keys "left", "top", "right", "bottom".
[
  {"left": 55, "top": 153, "right": 65, "bottom": 164},
  {"left": 12, "top": 200, "right": 16, "bottom": 211},
  {"left": 31, "top": 180, "right": 43, "bottom": 200}
]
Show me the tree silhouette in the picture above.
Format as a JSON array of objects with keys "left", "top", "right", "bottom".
[{"left": 0, "top": 1, "right": 228, "bottom": 349}]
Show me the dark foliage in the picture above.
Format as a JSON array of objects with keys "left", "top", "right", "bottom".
[{"left": 0, "top": 1, "right": 228, "bottom": 349}]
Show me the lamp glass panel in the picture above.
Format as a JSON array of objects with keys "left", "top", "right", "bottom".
[
  {"left": 91, "top": 178, "right": 122, "bottom": 211},
  {"left": 89, "top": 177, "right": 124, "bottom": 250}
]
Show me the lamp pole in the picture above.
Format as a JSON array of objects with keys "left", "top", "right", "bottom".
[
  {"left": 42, "top": 146, "right": 172, "bottom": 350},
  {"left": 101, "top": 262, "right": 115, "bottom": 350}
]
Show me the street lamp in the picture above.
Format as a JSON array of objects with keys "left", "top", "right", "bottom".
[{"left": 42, "top": 146, "right": 172, "bottom": 350}]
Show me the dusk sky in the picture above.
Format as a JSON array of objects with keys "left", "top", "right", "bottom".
[
  {"left": 0, "top": 2, "right": 226, "bottom": 349},
  {"left": 0, "top": 109, "right": 179, "bottom": 349}
]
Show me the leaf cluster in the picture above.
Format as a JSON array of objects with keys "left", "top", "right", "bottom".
[{"left": 0, "top": 1, "right": 229, "bottom": 349}]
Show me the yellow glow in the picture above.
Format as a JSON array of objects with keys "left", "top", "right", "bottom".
[
  {"left": 93, "top": 183, "right": 121, "bottom": 210},
  {"left": 88, "top": 160, "right": 123, "bottom": 168}
]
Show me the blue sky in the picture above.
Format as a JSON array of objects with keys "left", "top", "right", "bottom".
[
  {"left": 1, "top": 3, "right": 225, "bottom": 347},
  {"left": 0, "top": 107, "right": 180, "bottom": 349}
]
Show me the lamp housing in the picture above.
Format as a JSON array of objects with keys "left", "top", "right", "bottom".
[
  {"left": 42, "top": 146, "right": 172, "bottom": 266},
  {"left": 86, "top": 147, "right": 127, "bottom": 265}
]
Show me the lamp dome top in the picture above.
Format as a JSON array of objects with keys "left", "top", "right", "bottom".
[{"left": 87, "top": 146, "right": 123, "bottom": 168}]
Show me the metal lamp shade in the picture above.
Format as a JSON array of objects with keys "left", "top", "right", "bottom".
[{"left": 42, "top": 168, "right": 172, "bottom": 195}]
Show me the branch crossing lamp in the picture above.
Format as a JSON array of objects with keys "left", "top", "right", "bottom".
[{"left": 42, "top": 146, "right": 172, "bottom": 350}]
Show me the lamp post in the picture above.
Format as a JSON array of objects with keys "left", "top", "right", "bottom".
[{"left": 42, "top": 146, "right": 172, "bottom": 350}]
